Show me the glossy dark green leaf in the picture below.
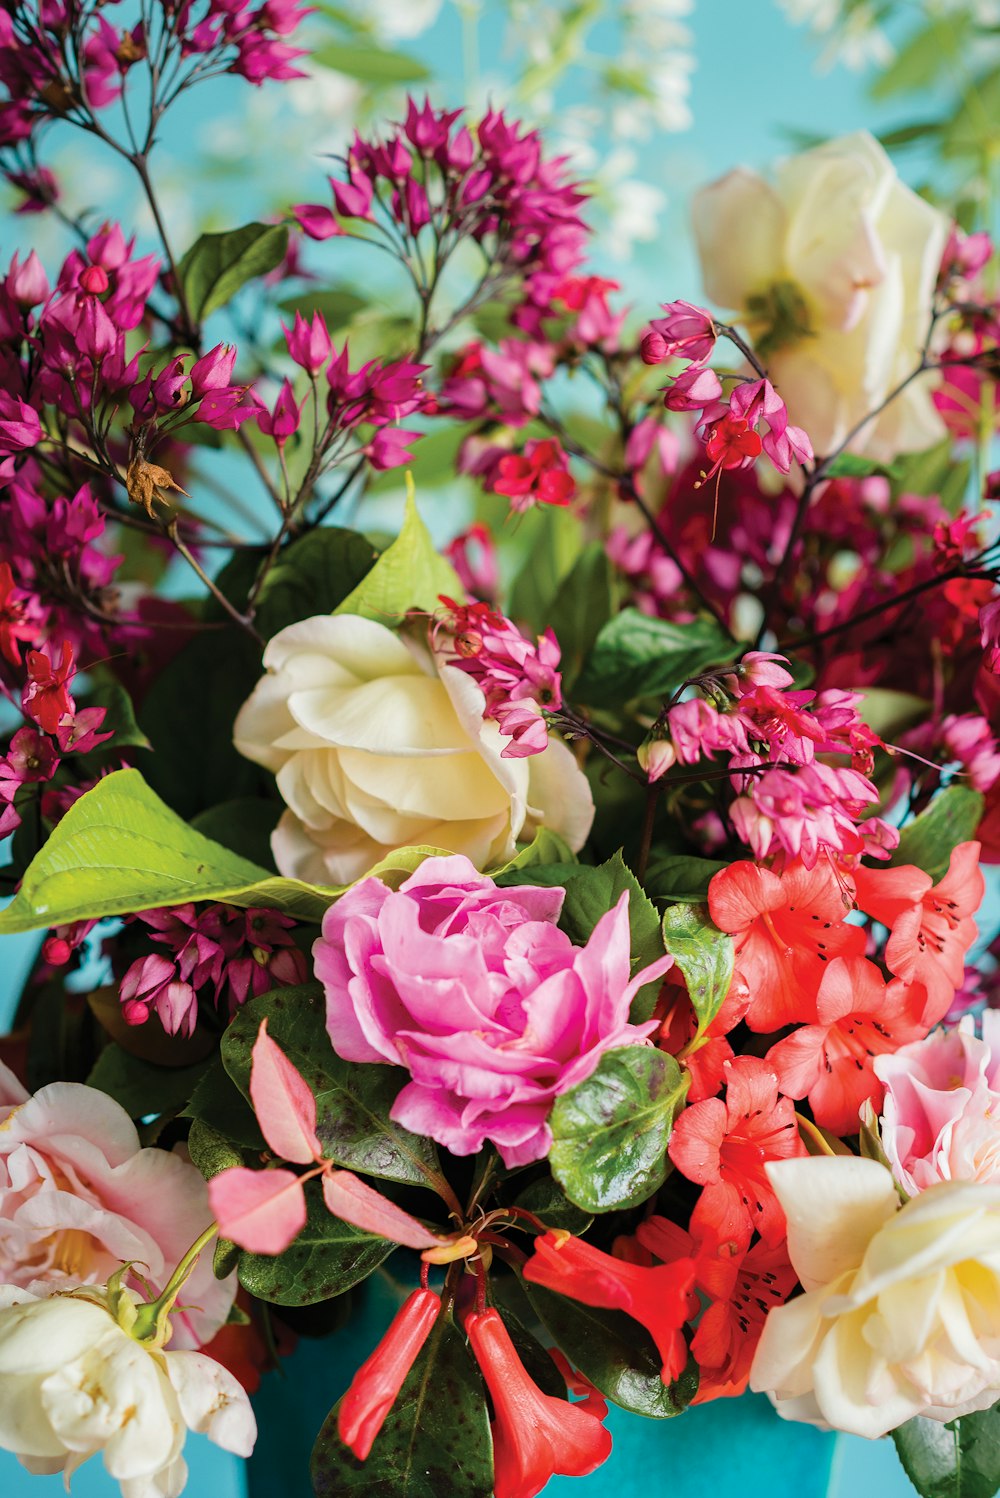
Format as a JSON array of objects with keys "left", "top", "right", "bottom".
[
  {"left": 892, "top": 1403, "right": 1000, "bottom": 1498},
  {"left": 253, "top": 526, "right": 378, "bottom": 639},
  {"left": 86, "top": 1044, "right": 208, "bottom": 1119},
  {"left": 645, "top": 854, "right": 727, "bottom": 904},
  {"left": 178, "top": 222, "right": 289, "bottom": 322},
  {"left": 549, "top": 1047, "right": 688, "bottom": 1212},
  {"left": 523, "top": 1280, "right": 697, "bottom": 1418},
  {"left": 891, "top": 785, "right": 984, "bottom": 884},
  {"left": 238, "top": 1177, "right": 393, "bottom": 1306},
  {"left": 311, "top": 1312, "right": 493, "bottom": 1497},
  {"left": 512, "top": 1175, "right": 593, "bottom": 1235},
  {"left": 661, "top": 903, "right": 734, "bottom": 1032},
  {"left": 221, "top": 987, "right": 443, "bottom": 1190},
  {"left": 575, "top": 608, "right": 735, "bottom": 706}
]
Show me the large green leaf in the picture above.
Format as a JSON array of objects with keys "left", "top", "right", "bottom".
[
  {"left": 548, "top": 1047, "right": 688, "bottom": 1213},
  {"left": 238, "top": 1177, "right": 394, "bottom": 1306},
  {"left": 221, "top": 986, "right": 443, "bottom": 1191},
  {"left": 892, "top": 1404, "right": 1000, "bottom": 1498},
  {"left": 311, "top": 1312, "right": 492, "bottom": 1498},
  {"left": 575, "top": 609, "right": 735, "bottom": 705},
  {"left": 891, "top": 785, "right": 984, "bottom": 884},
  {"left": 178, "top": 222, "right": 289, "bottom": 322},
  {"left": 645, "top": 854, "right": 727, "bottom": 904},
  {"left": 86, "top": 1045, "right": 209, "bottom": 1120},
  {"left": 253, "top": 526, "right": 378, "bottom": 639},
  {"left": 661, "top": 903, "right": 734, "bottom": 1033},
  {"left": 334, "top": 487, "right": 461, "bottom": 626},
  {"left": 523, "top": 1280, "right": 697, "bottom": 1418}
]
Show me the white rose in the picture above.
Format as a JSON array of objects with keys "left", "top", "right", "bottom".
[
  {"left": 0, "top": 1286, "right": 256, "bottom": 1498},
  {"left": 233, "top": 613, "right": 594, "bottom": 885},
  {"left": 692, "top": 131, "right": 949, "bottom": 461},
  {"left": 749, "top": 1156, "right": 1000, "bottom": 1439}
]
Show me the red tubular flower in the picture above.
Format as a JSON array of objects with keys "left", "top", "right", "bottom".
[
  {"left": 465, "top": 1308, "right": 612, "bottom": 1498},
  {"left": 337, "top": 1289, "right": 441, "bottom": 1460},
  {"left": 522, "top": 1232, "right": 696, "bottom": 1383}
]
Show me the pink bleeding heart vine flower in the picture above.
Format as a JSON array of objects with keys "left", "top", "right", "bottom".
[{"left": 208, "top": 1020, "right": 464, "bottom": 1259}]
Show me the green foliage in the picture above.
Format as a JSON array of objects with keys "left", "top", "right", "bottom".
[
  {"left": 178, "top": 222, "right": 289, "bottom": 322},
  {"left": 84, "top": 678, "right": 150, "bottom": 751},
  {"left": 523, "top": 1281, "right": 698, "bottom": 1418},
  {"left": 190, "top": 798, "right": 281, "bottom": 870},
  {"left": 334, "top": 487, "right": 461, "bottom": 625},
  {"left": 252, "top": 526, "right": 378, "bottom": 638},
  {"left": 892, "top": 1404, "right": 1000, "bottom": 1498},
  {"left": 575, "top": 609, "right": 735, "bottom": 706},
  {"left": 512, "top": 1175, "right": 593, "bottom": 1236},
  {"left": 644, "top": 854, "right": 728, "bottom": 903},
  {"left": 545, "top": 542, "right": 618, "bottom": 691},
  {"left": 508, "top": 505, "right": 584, "bottom": 634},
  {"left": 221, "top": 986, "right": 444, "bottom": 1190},
  {"left": 548, "top": 1047, "right": 688, "bottom": 1213},
  {"left": 86, "top": 1044, "right": 209, "bottom": 1120},
  {"left": 238, "top": 1178, "right": 395, "bottom": 1305},
  {"left": 311, "top": 41, "right": 431, "bottom": 84},
  {"left": 824, "top": 453, "right": 900, "bottom": 480},
  {"left": 661, "top": 903, "right": 734, "bottom": 1034},
  {"left": 891, "top": 786, "right": 984, "bottom": 884},
  {"left": 311, "top": 1313, "right": 493, "bottom": 1498},
  {"left": 278, "top": 286, "right": 366, "bottom": 330}
]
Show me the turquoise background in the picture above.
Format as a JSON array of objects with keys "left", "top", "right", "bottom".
[{"left": 0, "top": 0, "right": 938, "bottom": 1491}]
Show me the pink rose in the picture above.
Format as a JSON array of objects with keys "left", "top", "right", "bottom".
[
  {"left": 0, "top": 1062, "right": 235, "bottom": 1349},
  {"left": 875, "top": 1012, "right": 1000, "bottom": 1193},
  {"left": 313, "top": 855, "right": 672, "bottom": 1167}
]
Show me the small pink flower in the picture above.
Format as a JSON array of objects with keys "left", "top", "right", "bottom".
[
  {"left": 313, "top": 855, "right": 672, "bottom": 1166},
  {"left": 644, "top": 300, "right": 717, "bottom": 364}
]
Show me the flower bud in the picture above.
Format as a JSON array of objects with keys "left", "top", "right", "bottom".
[{"left": 637, "top": 732, "right": 676, "bottom": 782}]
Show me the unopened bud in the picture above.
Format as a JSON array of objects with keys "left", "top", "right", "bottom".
[
  {"left": 637, "top": 732, "right": 676, "bottom": 782},
  {"left": 79, "top": 264, "right": 110, "bottom": 296}
]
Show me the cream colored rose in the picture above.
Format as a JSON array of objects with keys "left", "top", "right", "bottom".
[
  {"left": 692, "top": 131, "right": 949, "bottom": 461},
  {"left": 749, "top": 1156, "right": 1000, "bottom": 1438},
  {"left": 233, "top": 614, "right": 594, "bottom": 885},
  {"left": 0, "top": 1286, "right": 256, "bottom": 1497}
]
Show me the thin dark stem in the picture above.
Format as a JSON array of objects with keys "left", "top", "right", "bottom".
[{"left": 781, "top": 565, "right": 995, "bottom": 653}]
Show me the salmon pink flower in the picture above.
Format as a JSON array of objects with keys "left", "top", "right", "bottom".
[
  {"left": 523, "top": 1231, "right": 696, "bottom": 1383},
  {"left": 668, "top": 1057, "right": 805, "bottom": 1245},
  {"left": 337, "top": 1289, "right": 441, "bottom": 1459},
  {"left": 766, "top": 956, "right": 923, "bottom": 1136},
  {"left": 707, "top": 860, "right": 865, "bottom": 1032},
  {"left": 466, "top": 1307, "right": 612, "bottom": 1498},
  {"left": 852, "top": 841, "right": 984, "bottom": 1026}
]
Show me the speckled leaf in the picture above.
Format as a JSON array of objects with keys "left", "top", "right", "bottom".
[
  {"left": 661, "top": 902, "right": 734, "bottom": 1033},
  {"left": 522, "top": 1280, "right": 697, "bottom": 1419},
  {"left": 892, "top": 1404, "right": 1000, "bottom": 1498},
  {"left": 237, "top": 1177, "right": 393, "bottom": 1306},
  {"left": 548, "top": 1047, "right": 688, "bottom": 1212},
  {"left": 311, "top": 1312, "right": 493, "bottom": 1497}
]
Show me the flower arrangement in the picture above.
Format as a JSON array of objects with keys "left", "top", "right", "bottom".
[{"left": 1, "top": 4, "right": 1000, "bottom": 1497}]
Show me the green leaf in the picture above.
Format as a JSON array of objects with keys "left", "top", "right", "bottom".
[
  {"left": 84, "top": 678, "right": 150, "bottom": 750},
  {"left": 187, "top": 1118, "right": 246, "bottom": 1180},
  {"left": 183, "top": 1055, "right": 267, "bottom": 1151},
  {"left": 334, "top": 485, "right": 461, "bottom": 626},
  {"left": 512, "top": 1175, "right": 593, "bottom": 1235},
  {"left": 523, "top": 1280, "right": 697, "bottom": 1418},
  {"left": 190, "top": 798, "right": 280, "bottom": 870},
  {"left": 549, "top": 1046, "right": 688, "bottom": 1213},
  {"left": 892, "top": 1403, "right": 1000, "bottom": 1498},
  {"left": 489, "top": 827, "right": 576, "bottom": 876},
  {"left": 871, "top": 16, "right": 971, "bottom": 99},
  {"left": 575, "top": 609, "right": 735, "bottom": 706},
  {"left": 253, "top": 526, "right": 378, "bottom": 638},
  {"left": 221, "top": 986, "right": 443, "bottom": 1191},
  {"left": 645, "top": 854, "right": 727, "bottom": 903},
  {"left": 278, "top": 287, "right": 366, "bottom": 331},
  {"left": 238, "top": 1177, "right": 394, "bottom": 1306},
  {"left": 661, "top": 903, "right": 734, "bottom": 1034},
  {"left": 891, "top": 785, "right": 984, "bottom": 884},
  {"left": 311, "top": 41, "right": 431, "bottom": 84},
  {"left": 312, "top": 1312, "right": 492, "bottom": 1497},
  {"left": 178, "top": 222, "right": 289, "bottom": 322},
  {"left": 508, "top": 505, "right": 584, "bottom": 634},
  {"left": 86, "top": 1045, "right": 208, "bottom": 1119},
  {"left": 545, "top": 542, "right": 617, "bottom": 691},
  {"left": 823, "top": 453, "right": 899, "bottom": 479}
]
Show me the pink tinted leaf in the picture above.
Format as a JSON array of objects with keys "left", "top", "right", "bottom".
[
  {"left": 321, "top": 1170, "right": 441, "bottom": 1249},
  {"left": 249, "top": 1017, "right": 321, "bottom": 1164},
  {"left": 208, "top": 1166, "right": 307, "bottom": 1255}
]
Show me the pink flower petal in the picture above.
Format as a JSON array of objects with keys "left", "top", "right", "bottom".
[
  {"left": 249, "top": 1018, "right": 321, "bottom": 1165},
  {"left": 208, "top": 1166, "right": 306, "bottom": 1255},
  {"left": 321, "top": 1169, "right": 440, "bottom": 1248}
]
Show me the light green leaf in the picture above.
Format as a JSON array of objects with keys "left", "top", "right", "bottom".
[
  {"left": 891, "top": 785, "right": 984, "bottom": 884},
  {"left": 662, "top": 903, "right": 734, "bottom": 1034},
  {"left": 178, "top": 222, "right": 289, "bottom": 322},
  {"left": 311, "top": 41, "right": 431, "bottom": 84},
  {"left": 334, "top": 483, "right": 461, "bottom": 626}
]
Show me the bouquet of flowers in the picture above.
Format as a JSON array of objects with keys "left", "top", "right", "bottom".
[{"left": 1, "top": 4, "right": 1000, "bottom": 1497}]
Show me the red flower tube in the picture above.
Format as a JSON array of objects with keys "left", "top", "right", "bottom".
[
  {"left": 337, "top": 1288, "right": 441, "bottom": 1460},
  {"left": 523, "top": 1231, "right": 696, "bottom": 1383},
  {"left": 465, "top": 1308, "right": 611, "bottom": 1498}
]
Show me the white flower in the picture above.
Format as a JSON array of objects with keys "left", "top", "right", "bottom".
[
  {"left": 233, "top": 614, "right": 594, "bottom": 885},
  {"left": 692, "top": 131, "right": 949, "bottom": 461},
  {"left": 749, "top": 1156, "right": 1000, "bottom": 1438},
  {"left": 0, "top": 1287, "right": 256, "bottom": 1497}
]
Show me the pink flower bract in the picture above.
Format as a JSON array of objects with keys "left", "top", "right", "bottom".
[{"left": 313, "top": 854, "right": 672, "bottom": 1166}]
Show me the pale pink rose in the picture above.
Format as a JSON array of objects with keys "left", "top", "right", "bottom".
[
  {"left": 874, "top": 1012, "right": 1000, "bottom": 1193},
  {"left": 313, "top": 854, "right": 672, "bottom": 1167},
  {"left": 0, "top": 1063, "right": 235, "bottom": 1349}
]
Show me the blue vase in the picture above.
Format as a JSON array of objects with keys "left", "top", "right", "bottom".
[{"left": 247, "top": 1274, "right": 841, "bottom": 1498}]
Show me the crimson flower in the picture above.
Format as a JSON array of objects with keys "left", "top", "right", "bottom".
[
  {"left": 703, "top": 413, "right": 762, "bottom": 476},
  {"left": 522, "top": 1231, "right": 695, "bottom": 1383},
  {"left": 491, "top": 438, "right": 575, "bottom": 512},
  {"left": 337, "top": 1289, "right": 441, "bottom": 1460},
  {"left": 465, "top": 1308, "right": 611, "bottom": 1498},
  {"left": 21, "top": 642, "right": 75, "bottom": 735},
  {"left": 668, "top": 1057, "right": 804, "bottom": 1246},
  {"left": 0, "top": 561, "right": 35, "bottom": 665}
]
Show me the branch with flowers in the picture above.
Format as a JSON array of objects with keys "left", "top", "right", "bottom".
[{"left": 3, "top": 5, "right": 1000, "bottom": 1498}]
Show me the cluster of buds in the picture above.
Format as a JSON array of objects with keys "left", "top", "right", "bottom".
[{"left": 435, "top": 597, "right": 563, "bottom": 757}]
